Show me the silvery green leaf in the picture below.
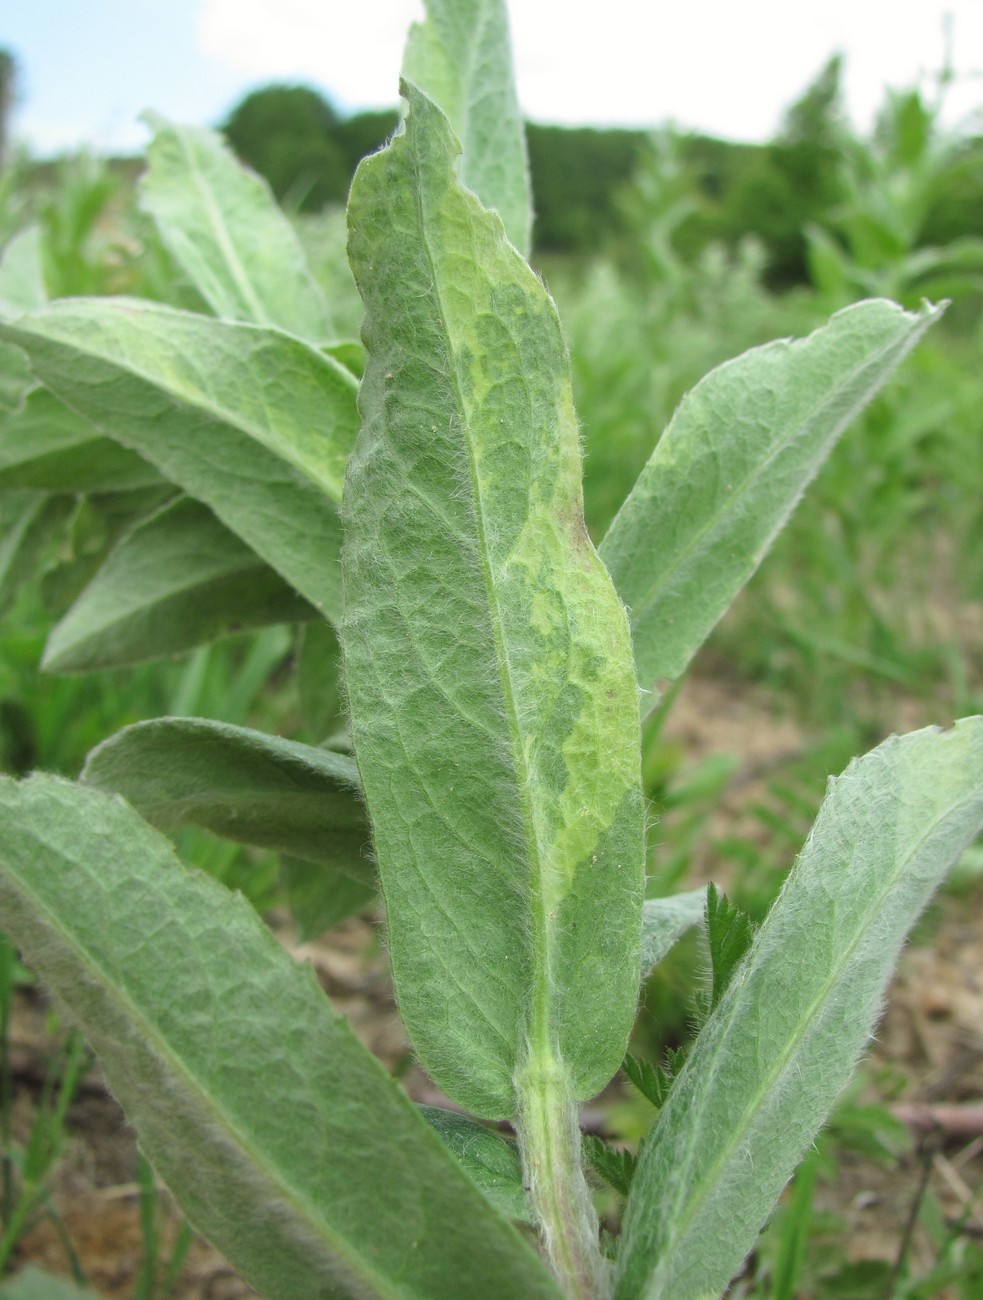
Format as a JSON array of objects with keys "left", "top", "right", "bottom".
[
  {"left": 82, "top": 716, "right": 371, "bottom": 875},
  {"left": 403, "top": 0, "right": 532, "bottom": 255},
  {"left": 0, "top": 387, "right": 162, "bottom": 493},
  {"left": 0, "top": 774, "right": 561, "bottom": 1300},
  {"left": 279, "top": 855, "right": 377, "bottom": 939},
  {"left": 615, "top": 717, "right": 983, "bottom": 1300},
  {"left": 600, "top": 300, "right": 941, "bottom": 694},
  {"left": 43, "top": 496, "right": 315, "bottom": 672},
  {"left": 139, "top": 113, "right": 334, "bottom": 344},
  {"left": 420, "top": 1106, "right": 532, "bottom": 1224},
  {"left": 0, "top": 490, "right": 72, "bottom": 615},
  {"left": 344, "top": 84, "right": 644, "bottom": 1117},
  {"left": 640, "top": 888, "right": 707, "bottom": 977},
  {"left": 0, "top": 301, "right": 359, "bottom": 622}
]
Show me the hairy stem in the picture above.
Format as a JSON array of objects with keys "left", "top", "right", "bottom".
[{"left": 516, "top": 1053, "right": 608, "bottom": 1300}]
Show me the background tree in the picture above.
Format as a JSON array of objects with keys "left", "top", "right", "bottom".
[
  {"left": 525, "top": 122, "right": 649, "bottom": 252},
  {"left": 222, "top": 84, "right": 350, "bottom": 211},
  {"left": 692, "top": 55, "right": 848, "bottom": 286},
  {"left": 0, "top": 50, "right": 16, "bottom": 173}
]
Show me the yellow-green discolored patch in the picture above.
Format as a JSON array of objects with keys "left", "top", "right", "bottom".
[{"left": 343, "top": 83, "right": 644, "bottom": 1118}]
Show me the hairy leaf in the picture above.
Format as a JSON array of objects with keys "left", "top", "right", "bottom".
[
  {"left": 622, "top": 1052, "right": 673, "bottom": 1111},
  {"left": 600, "top": 300, "right": 942, "bottom": 694},
  {"left": 704, "top": 883, "right": 754, "bottom": 1012},
  {"left": 420, "top": 1106, "right": 531, "bottom": 1224},
  {"left": 139, "top": 113, "right": 334, "bottom": 344},
  {"left": 0, "top": 301, "right": 359, "bottom": 621},
  {"left": 0, "top": 387, "right": 162, "bottom": 493},
  {"left": 38, "top": 486, "right": 176, "bottom": 620},
  {"left": 0, "top": 774, "right": 561, "bottom": 1299},
  {"left": 344, "top": 84, "right": 644, "bottom": 1117},
  {"left": 279, "top": 855, "right": 376, "bottom": 939},
  {"left": 43, "top": 496, "right": 315, "bottom": 672},
  {"left": 82, "top": 717, "right": 371, "bottom": 875},
  {"left": 583, "top": 1134, "right": 638, "bottom": 1198},
  {"left": 403, "top": 0, "right": 532, "bottom": 255},
  {"left": 640, "top": 887, "right": 707, "bottom": 977},
  {"left": 615, "top": 718, "right": 983, "bottom": 1300}
]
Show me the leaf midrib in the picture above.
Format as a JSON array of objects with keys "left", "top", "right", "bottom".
[
  {"left": 408, "top": 106, "right": 553, "bottom": 1077},
  {"left": 178, "top": 129, "right": 270, "bottom": 326}
]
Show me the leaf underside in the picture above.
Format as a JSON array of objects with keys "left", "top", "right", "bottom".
[
  {"left": 0, "top": 490, "right": 73, "bottom": 616},
  {"left": 403, "top": 0, "right": 532, "bottom": 256},
  {"left": 0, "top": 387, "right": 162, "bottom": 493},
  {"left": 44, "top": 496, "right": 316, "bottom": 672},
  {"left": 139, "top": 113, "right": 335, "bottom": 345},
  {"left": 420, "top": 1105, "right": 532, "bottom": 1224},
  {"left": 640, "top": 888, "right": 707, "bottom": 977},
  {"left": 279, "top": 854, "right": 377, "bottom": 939}
]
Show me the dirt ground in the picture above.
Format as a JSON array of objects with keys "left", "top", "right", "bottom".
[{"left": 3, "top": 676, "right": 981, "bottom": 1297}]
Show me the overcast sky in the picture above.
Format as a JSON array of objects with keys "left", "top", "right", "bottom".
[{"left": 4, "top": 0, "right": 983, "bottom": 157}]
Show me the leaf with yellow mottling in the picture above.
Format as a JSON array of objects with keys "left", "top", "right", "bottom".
[{"left": 343, "top": 83, "right": 644, "bottom": 1118}]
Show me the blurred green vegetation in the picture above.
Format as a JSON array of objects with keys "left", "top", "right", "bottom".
[{"left": 206, "top": 58, "right": 983, "bottom": 282}]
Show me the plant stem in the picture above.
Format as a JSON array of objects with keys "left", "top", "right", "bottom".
[{"left": 516, "top": 1052, "right": 608, "bottom": 1300}]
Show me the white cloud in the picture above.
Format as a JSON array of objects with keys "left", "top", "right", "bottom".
[
  {"left": 509, "top": 0, "right": 983, "bottom": 137},
  {"left": 187, "top": 0, "right": 983, "bottom": 138},
  {"left": 196, "top": 0, "right": 423, "bottom": 108}
]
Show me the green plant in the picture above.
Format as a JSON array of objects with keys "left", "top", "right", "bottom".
[
  {"left": 805, "top": 81, "right": 983, "bottom": 310},
  {"left": 0, "top": 933, "right": 88, "bottom": 1277},
  {"left": 0, "top": 4, "right": 982, "bottom": 1297}
]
